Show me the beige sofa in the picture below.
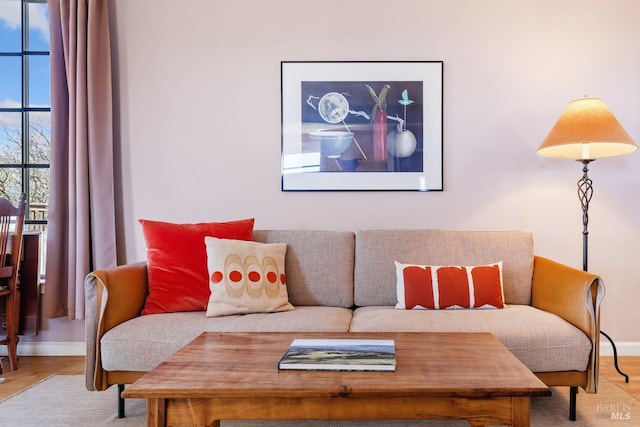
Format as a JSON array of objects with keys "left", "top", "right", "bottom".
[{"left": 85, "top": 229, "right": 604, "bottom": 420}]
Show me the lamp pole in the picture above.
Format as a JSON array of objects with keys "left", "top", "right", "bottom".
[
  {"left": 576, "top": 159, "right": 628, "bottom": 383},
  {"left": 578, "top": 160, "right": 593, "bottom": 272}
]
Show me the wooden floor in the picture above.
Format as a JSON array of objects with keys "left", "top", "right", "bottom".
[{"left": 0, "top": 355, "right": 638, "bottom": 401}]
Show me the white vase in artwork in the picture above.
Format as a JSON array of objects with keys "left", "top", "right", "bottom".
[{"left": 387, "top": 128, "right": 417, "bottom": 158}]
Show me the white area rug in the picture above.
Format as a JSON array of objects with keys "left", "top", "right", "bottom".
[{"left": 0, "top": 375, "right": 637, "bottom": 426}]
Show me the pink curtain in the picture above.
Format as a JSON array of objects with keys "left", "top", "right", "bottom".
[{"left": 44, "top": 0, "right": 117, "bottom": 320}]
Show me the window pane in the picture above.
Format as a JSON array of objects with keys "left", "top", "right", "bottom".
[
  {"left": 27, "top": 110, "right": 50, "bottom": 163},
  {"left": 0, "top": 56, "right": 22, "bottom": 104},
  {"left": 27, "top": 1, "right": 49, "bottom": 52},
  {"left": 0, "top": 0, "right": 22, "bottom": 52},
  {"left": 0, "top": 167, "right": 22, "bottom": 202},
  {"left": 28, "top": 167, "right": 48, "bottom": 220},
  {"left": 27, "top": 54, "right": 49, "bottom": 106},
  {"left": 0, "top": 111, "right": 22, "bottom": 164}
]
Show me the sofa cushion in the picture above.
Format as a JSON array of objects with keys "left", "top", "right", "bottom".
[
  {"left": 349, "top": 305, "right": 591, "bottom": 373},
  {"left": 139, "top": 218, "right": 255, "bottom": 315},
  {"left": 355, "top": 230, "right": 534, "bottom": 306},
  {"left": 253, "top": 230, "right": 355, "bottom": 308},
  {"left": 100, "top": 307, "right": 353, "bottom": 372},
  {"left": 395, "top": 261, "right": 505, "bottom": 309},
  {"left": 205, "top": 237, "right": 294, "bottom": 317}
]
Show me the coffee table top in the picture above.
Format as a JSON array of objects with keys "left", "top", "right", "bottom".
[{"left": 122, "top": 332, "right": 549, "bottom": 400}]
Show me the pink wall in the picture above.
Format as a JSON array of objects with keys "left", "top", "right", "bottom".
[
  {"left": 109, "top": 0, "right": 640, "bottom": 345},
  {"left": 25, "top": 0, "right": 639, "bottom": 351}
]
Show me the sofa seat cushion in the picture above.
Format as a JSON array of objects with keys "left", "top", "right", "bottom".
[
  {"left": 349, "top": 305, "right": 591, "bottom": 373},
  {"left": 100, "top": 306, "right": 353, "bottom": 372}
]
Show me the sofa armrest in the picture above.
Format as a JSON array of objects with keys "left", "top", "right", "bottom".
[
  {"left": 531, "top": 255, "right": 605, "bottom": 392},
  {"left": 84, "top": 262, "right": 148, "bottom": 391}
]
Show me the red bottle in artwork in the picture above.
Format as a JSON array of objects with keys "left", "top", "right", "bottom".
[
  {"left": 373, "top": 107, "right": 388, "bottom": 161},
  {"left": 366, "top": 84, "right": 390, "bottom": 163}
]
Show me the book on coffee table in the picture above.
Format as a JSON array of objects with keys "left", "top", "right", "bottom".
[{"left": 278, "top": 338, "right": 396, "bottom": 371}]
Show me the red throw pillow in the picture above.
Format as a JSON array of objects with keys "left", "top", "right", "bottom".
[
  {"left": 395, "top": 261, "right": 505, "bottom": 309},
  {"left": 139, "top": 218, "right": 255, "bottom": 314}
]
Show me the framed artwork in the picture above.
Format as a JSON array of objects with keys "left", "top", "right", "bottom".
[{"left": 281, "top": 61, "right": 443, "bottom": 191}]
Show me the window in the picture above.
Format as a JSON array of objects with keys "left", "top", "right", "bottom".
[{"left": 0, "top": 0, "right": 50, "bottom": 235}]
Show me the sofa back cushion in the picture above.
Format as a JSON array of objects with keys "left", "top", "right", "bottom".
[
  {"left": 253, "top": 230, "right": 355, "bottom": 308},
  {"left": 354, "top": 230, "right": 534, "bottom": 306}
]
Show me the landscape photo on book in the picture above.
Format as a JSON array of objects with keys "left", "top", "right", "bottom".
[{"left": 278, "top": 338, "right": 396, "bottom": 371}]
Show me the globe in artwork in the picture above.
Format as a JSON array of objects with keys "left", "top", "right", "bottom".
[{"left": 317, "top": 92, "right": 350, "bottom": 124}]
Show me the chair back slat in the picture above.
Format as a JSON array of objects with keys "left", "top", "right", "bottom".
[
  {"left": 0, "top": 194, "right": 27, "bottom": 275},
  {"left": 0, "top": 215, "right": 10, "bottom": 267},
  {"left": 0, "top": 192, "right": 26, "bottom": 371}
]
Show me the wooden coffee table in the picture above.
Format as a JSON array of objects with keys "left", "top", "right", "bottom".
[{"left": 122, "top": 332, "right": 550, "bottom": 427}]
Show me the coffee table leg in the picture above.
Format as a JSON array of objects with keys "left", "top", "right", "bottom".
[
  {"left": 466, "top": 397, "right": 530, "bottom": 427},
  {"left": 147, "top": 398, "right": 167, "bottom": 427},
  {"left": 511, "top": 396, "right": 531, "bottom": 427}
]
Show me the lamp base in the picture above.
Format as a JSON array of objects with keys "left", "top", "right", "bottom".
[{"left": 601, "top": 330, "right": 629, "bottom": 383}]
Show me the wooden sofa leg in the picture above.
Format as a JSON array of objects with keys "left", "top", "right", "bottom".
[
  {"left": 569, "top": 386, "right": 577, "bottom": 421},
  {"left": 118, "top": 384, "right": 125, "bottom": 418}
]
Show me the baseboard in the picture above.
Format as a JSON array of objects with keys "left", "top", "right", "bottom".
[
  {"left": 0, "top": 342, "right": 85, "bottom": 357},
  {"left": 2, "top": 340, "right": 640, "bottom": 357},
  {"left": 600, "top": 341, "right": 640, "bottom": 356}
]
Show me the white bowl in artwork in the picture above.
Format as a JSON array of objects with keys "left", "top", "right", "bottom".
[{"left": 310, "top": 131, "right": 354, "bottom": 158}]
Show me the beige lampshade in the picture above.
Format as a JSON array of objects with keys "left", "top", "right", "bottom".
[{"left": 536, "top": 97, "right": 638, "bottom": 159}]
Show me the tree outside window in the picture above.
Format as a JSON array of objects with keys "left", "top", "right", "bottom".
[{"left": 0, "top": 0, "right": 50, "bottom": 235}]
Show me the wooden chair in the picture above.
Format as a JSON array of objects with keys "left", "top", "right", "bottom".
[{"left": 0, "top": 193, "right": 26, "bottom": 372}]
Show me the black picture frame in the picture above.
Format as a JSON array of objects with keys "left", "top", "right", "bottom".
[{"left": 281, "top": 61, "right": 443, "bottom": 191}]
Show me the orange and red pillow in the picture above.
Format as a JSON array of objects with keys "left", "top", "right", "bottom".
[
  {"left": 395, "top": 261, "right": 505, "bottom": 309},
  {"left": 139, "top": 218, "right": 255, "bottom": 315},
  {"left": 204, "top": 237, "right": 294, "bottom": 317}
]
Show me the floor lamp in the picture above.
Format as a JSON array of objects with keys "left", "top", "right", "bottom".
[{"left": 537, "top": 97, "right": 637, "bottom": 384}]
